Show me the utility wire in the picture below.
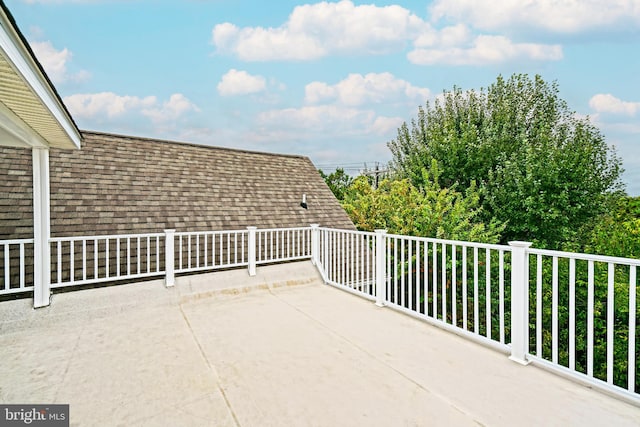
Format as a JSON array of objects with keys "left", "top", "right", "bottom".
[{"left": 316, "top": 161, "right": 391, "bottom": 189}]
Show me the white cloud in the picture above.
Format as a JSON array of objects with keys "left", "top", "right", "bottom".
[
  {"left": 257, "top": 105, "right": 398, "bottom": 137},
  {"left": 211, "top": 0, "right": 427, "bottom": 61},
  {"left": 30, "top": 40, "right": 90, "bottom": 84},
  {"left": 64, "top": 92, "right": 156, "bottom": 118},
  {"left": 413, "top": 23, "right": 472, "bottom": 48},
  {"left": 589, "top": 94, "right": 640, "bottom": 116},
  {"left": 217, "top": 69, "right": 267, "bottom": 96},
  {"left": 408, "top": 35, "right": 562, "bottom": 65},
  {"left": 283, "top": 73, "right": 424, "bottom": 145},
  {"left": 63, "top": 92, "right": 198, "bottom": 123},
  {"left": 212, "top": 23, "right": 325, "bottom": 61},
  {"left": 258, "top": 105, "right": 373, "bottom": 131},
  {"left": 429, "top": 0, "right": 640, "bottom": 34},
  {"left": 142, "top": 93, "right": 200, "bottom": 123},
  {"left": 211, "top": 1, "right": 567, "bottom": 66},
  {"left": 372, "top": 116, "right": 404, "bottom": 135},
  {"left": 304, "top": 82, "right": 335, "bottom": 105},
  {"left": 305, "top": 72, "right": 430, "bottom": 107}
]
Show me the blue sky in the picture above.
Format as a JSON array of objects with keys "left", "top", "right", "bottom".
[{"left": 6, "top": 0, "right": 640, "bottom": 194}]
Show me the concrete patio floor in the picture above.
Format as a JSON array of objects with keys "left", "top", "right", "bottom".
[{"left": 1, "top": 261, "right": 639, "bottom": 426}]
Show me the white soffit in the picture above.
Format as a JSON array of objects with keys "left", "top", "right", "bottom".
[{"left": 0, "top": 4, "right": 80, "bottom": 150}]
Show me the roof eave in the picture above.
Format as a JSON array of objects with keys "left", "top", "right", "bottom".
[{"left": 0, "top": 2, "right": 81, "bottom": 150}]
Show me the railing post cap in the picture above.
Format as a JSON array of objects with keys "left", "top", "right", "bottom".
[
  {"left": 508, "top": 241, "right": 532, "bottom": 248},
  {"left": 310, "top": 224, "right": 320, "bottom": 228},
  {"left": 374, "top": 229, "right": 387, "bottom": 234},
  {"left": 247, "top": 226, "right": 257, "bottom": 230},
  {"left": 164, "top": 229, "right": 176, "bottom": 233}
]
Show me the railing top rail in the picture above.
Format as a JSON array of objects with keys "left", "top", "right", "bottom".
[
  {"left": 317, "top": 227, "right": 377, "bottom": 237},
  {"left": 175, "top": 229, "right": 248, "bottom": 236},
  {"left": 0, "top": 238, "right": 34, "bottom": 244},
  {"left": 49, "top": 232, "right": 164, "bottom": 242},
  {"left": 529, "top": 247, "right": 640, "bottom": 266},
  {"left": 385, "top": 233, "right": 512, "bottom": 251},
  {"left": 257, "top": 227, "right": 312, "bottom": 232}
]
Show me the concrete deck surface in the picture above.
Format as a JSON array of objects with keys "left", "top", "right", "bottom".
[{"left": 1, "top": 261, "right": 639, "bottom": 426}]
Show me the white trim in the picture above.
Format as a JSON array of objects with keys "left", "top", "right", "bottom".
[
  {"left": 32, "top": 148, "right": 51, "bottom": 308},
  {"left": 0, "top": 101, "right": 49, "bottom": 148},
  {"left": 0, "top": 8, "right": 81, "bottom": 149}
]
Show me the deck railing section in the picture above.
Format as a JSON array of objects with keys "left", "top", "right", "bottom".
[
  {"left": 316, "top": 227, "right": 376, "bottom": 300},
  {"left": 3, "top": 227, "right": 314, "bottom": 295},
  {"left": 526, "top": 248, "right": 640, "bottom": 399},
  {"left": 256, "top": 227, "right": 311, "bottom": 265},
  {"left": 381, "top": 233, "right": 513, "bottom": 352},
  {"left": 315, "top": 228, "right": 514, "bottom": 350},
  {"left": 49, "top": 233, "right": 165, "bottom": 288},
  {"left": 174, "top": 230, "right": 249, "bottom": 274},
  {"left": 0, "top": 239, "right": 34, "bottom": 295},
  {"left": 313, "top": 228, "right": 640, "bottom": 405}
]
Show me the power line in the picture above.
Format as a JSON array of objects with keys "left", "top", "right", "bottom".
[
  {"left": 360, "top": 162, "right": 389, "bottom": 189},
  {"left": 317, "top": 161, "right": 391, "bottom": 189},
  {"left": 315, "top": 162, "right": 380, "bottom": 169},
  {"left": 316, "top": 162, "right": 388, "bottom": 171}
]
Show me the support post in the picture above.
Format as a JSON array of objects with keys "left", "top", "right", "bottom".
[
  {"left": 32, "top": 148, "right": 51, "bottom": 308},
  {"left": 247, "top": 226, "right": 257, "bottom": 276},
  {"left": 509, "top": 241, "right": 532, "bottom": 365},
  {"left": 310, "top": 224, "right": 320, "bottom": 266},
  {"left": 164, "top": 229, "right": 175, "bottom": 287},
  {"left": 375, "top": 229, "right": 387, "bottom": 307}
]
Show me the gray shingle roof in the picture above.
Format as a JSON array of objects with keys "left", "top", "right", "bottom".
[
  {"left": 0, "top": 131, "right": 355, "bottom": 239},
  {"left": 0, "top": 147, "right": 32, "bottom": 238}
]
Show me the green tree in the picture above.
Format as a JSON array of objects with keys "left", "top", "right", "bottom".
[
  {"left": 570, "top": 196, "right": 640, "bottom": 258},
  {"left": 388, "top": 74, "right": 624, "bottom": 249},
  {"left": 319, "top": 168, "right": 353, "bottom": 201},
  {"left": 342, "top": 161, "right": 504, "bottom": 242}
]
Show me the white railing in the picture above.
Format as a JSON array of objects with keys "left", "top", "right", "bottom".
[
  {"left": 527, "top": 248, "right": 640, "bottom": 400},
  {"left": 313, "top": 228, "right": 640, "bottom": 405},
  {"left": 381, "top": 233, "right": 512, "bottom": 352},
  {"left": 49, "top": 233, "right": 165, "bottom": 288},
  {"left": 0, "top": 238, "right": 34, "bottom": 295},
  {"left": 7, "top": 226, "right": 314, "bottom": 295},
  {"left": 174, "top": 230, "right": 249, "bottom": 274},
  {"left": 3, "top": 224, "right": 639, "bottom": 404},
  {"left": 256, "top": 227, "right": 311, "bottom": 265},
  {"left": 316, "top": 228, "right": 376, "bottom": 300},
  {"left": 316, "top": 228, "right": 513, "bottom": 350}
]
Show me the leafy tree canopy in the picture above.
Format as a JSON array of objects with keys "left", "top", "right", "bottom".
[
  {"left": 342, "top": 160, "right": 504, "bottom": 243},
  {"left": 319, "top": 168, "right": 353, "bottom": 201},
  {"left": 567, "top": 196, "right": 640, "bottom": 258},
  {"left": 388, "top": 74, "right": 624, "bottom": 249}
]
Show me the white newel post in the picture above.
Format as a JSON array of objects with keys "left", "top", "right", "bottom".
[
  {"left": 509, "top": 241, "right": 532, "bottom": 365},
  {"left": 310, "top": 224, "right": 320, "bottom": 266},
  {"left": 247, "top": 226, "right": 257, "bottom": 276},
  {"left": 164, "top": 229, "right": 175, "bottom": 287},
  {"left": 375, "top": 229, "right": 387, "bottom": 307},
  {"left": 32, "top": 148, "right": 51, "bottom": 308}
]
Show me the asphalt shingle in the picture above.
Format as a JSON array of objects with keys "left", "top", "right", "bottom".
[{"left": 0, "top": 130, "right": 355, "bottom": 239}]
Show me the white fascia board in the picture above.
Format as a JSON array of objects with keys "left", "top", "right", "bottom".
[{"left": 0, "top": 9, "right": 81, "bottom": 149}]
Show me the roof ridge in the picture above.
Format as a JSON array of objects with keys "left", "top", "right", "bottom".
[{"left": 80, "top": 130, "right": 310, "bottom": 161}]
